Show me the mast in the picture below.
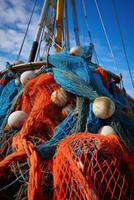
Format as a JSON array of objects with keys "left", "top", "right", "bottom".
[
  {"left": 28, "top": 0, "right": 50, "bottom": 62},
  {"left": 55, "top": 0, "right": 64, "bottom": 52}
]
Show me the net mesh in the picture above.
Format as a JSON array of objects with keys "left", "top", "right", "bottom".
[
  {"left": 15, "top": 73, "right": 65, "bottom": 140},
  {"left": 0, "top": 73, "right": 67, "bottom": 199},
  {"left": 53, "top": 133, "right": 134, "bottom": 200},
  {"left": 0, "top": 73, "right": 134, "bottom": 199}
]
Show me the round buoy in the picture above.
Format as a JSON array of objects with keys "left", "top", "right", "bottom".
[
  {"left": 62, "top": 104, "right": 74, "bottom": 117},
  {"left": 98, "top": 125, "right": 116, "bottom": 136},
  {"left": 15, "top": 77, "right": 21, "bottom": 86},
  {"left": 93, "top": 96, "right": 115, "bottom": 119},
  {"left": 51, "top": 88, "right": 68, "bottom": 107},
  {"left": 13, "top": 60, "right": 24, "bottom": 65},
  {"left": 8, "top": 111, "right": 28, "bottom": 129},
  {"left": 70, "top": 46, "right": 83, "bottom": 57},
  {"left": 20, "top": 71, "right": 35, "bottom": 85}
]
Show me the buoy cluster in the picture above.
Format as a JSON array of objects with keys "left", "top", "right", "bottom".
[{"left": 11, "top": 54, "right": 116, "bottom": 137}]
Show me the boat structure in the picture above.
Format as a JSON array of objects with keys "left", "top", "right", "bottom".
[{"left": 0, "top": 0, "right": 134, "bottom": 199}]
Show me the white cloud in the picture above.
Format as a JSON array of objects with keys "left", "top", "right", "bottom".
[
  {"left": 0, "top": 0, "right": 28, "bottom": 25},
  {"left": 0, "top": 56, "right": 12, "bottom": 70},
  {"left": 0, "top": 0, "right": 40, "bottom": 66},
  {"left": 0, "top": 0, "right": 134, "bottom": 98}
]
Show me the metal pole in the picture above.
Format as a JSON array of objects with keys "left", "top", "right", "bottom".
[
  {"left": 28, "top": 0, "right": 50, "bottom": 62},
  {"left": 55, "top": 0, "right": 64, "bottom": 52},
  {"left": 64, "top": 0, "right": 70, "bottom": 50},
  {"left": 71, "top": 0, "right": 80, "bottom": 46}
]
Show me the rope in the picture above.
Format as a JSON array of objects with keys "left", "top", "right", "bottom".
[
  {"left": 35, "top": 27, "right": 45, "bottom": 61},
  {"left": 112, "top": 0, "right": 134, "bottom": 89},
  {"left": 94, "top": 0, "right": 119, "bottom": 74},
  {"left": 81, "top": 0, "right": 99, "bottom": 64},
  {"left": 0, "top": 170, "right": 28, "bottom": 192},
  {"left": 49, "top": 34, "right": 63, "bottom": 50},
  {"left": 16, "top": 0, "right": 38, "bottom": 61}
]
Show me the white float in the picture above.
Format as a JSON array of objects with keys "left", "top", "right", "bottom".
[
  {"left": 93, "top": 96, "right": 115, "bottom": 119},
  {"left": 51, "top": 88, "right": 68, "bottom": 107},
  {"left": 20, "top": 71, "right": 35, "bottom": 85},
  {"left": 8, "top": 111, "right": 28, "bottom": 129},
  {"left": 98, "top": 125, "right": 116, "bottom": 136},
  {"left": 70, "top": 46, "right": 83, "bottom": 57}
]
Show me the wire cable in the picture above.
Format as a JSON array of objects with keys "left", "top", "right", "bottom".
[
  {"left": 94, "top": 0, "right": 119, "bottom": 73},
  {"left": 112, "top": 0, "right": 134, "bottom": 89},
  {"left": 16, "top": 0, "right": 38, "bottom": 61},
  {"left": 81, "top": 0, "right": 99, "bottom": 64}
]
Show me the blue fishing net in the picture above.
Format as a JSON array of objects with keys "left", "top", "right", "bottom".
[
  {"left": 37, "top": 111, "right": 76, "bottom": 158},
  {"left": 0, "top": 79, "right": 20, "bottom": 129},
  {"left": 86, "top": 103, "right": 105, "bottom": 133},
  {"left": 40, "top": 49, "right": 134, "bottom": 155}
]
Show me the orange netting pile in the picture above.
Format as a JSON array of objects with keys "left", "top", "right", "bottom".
[
  {"left": 0, "top": 73, "right": 65, "bottom": 200},
  {"left": 16, "top": 73, "right": 65, "bottom": 139},
  {"left": 53, "top": 133, "right": 134, "bottom": 200},
  {"left": 0, "top": 73, "right": 134, "bottom": 200}
]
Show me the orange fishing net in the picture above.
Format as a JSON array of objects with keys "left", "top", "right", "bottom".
[
  {"left": 0, "top": 73, "right": 134, "bottom": 200},
  {"left": 16, "top": 73, "right": 64, "bottom": 139},
  {"left": 53, "top": 133, "right": 134, "bottom": 200},
  {"left": 0, "top": 73, "right": 65, "bottom": 200}
]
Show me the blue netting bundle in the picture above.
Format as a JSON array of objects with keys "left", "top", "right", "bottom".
[
  {"left": 48, "top": 51, "right": 94, "bottom": 84},
  {"left": 86, "top": 103, "right": 105, "bottom": 133},
  {"left": 37, "top": 112, "right": 76, "bottom": 158},
  {"left": 53, "top": 68, "right": 98, "bottom": 101},
  {"left": 0, "top": 79, "right": 20, "bottom": 129},
  {"left": 81, "top": 43, "right": 94, "bottom": 61},
  {"left": 40, "top": 49, "right": 134, "bottom": 155}
]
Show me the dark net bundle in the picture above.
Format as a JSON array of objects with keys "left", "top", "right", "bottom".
[{"left": 53, "top": 133, "right": 134, "bottom": 200}]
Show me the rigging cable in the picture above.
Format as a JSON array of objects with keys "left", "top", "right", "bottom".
[
  {"left": 16, "top": 0, "right": 38, "bottom": 61},
  {"left": 81, "top": 0, "right": 99, "bottom": 64},
  {"left": 71, "top": 0, "right": 80, "bottom": 46},
  {"left": 112, "top": 0, "right": 134, "bottom": 89},
  {"left": 94, "top": 0, "right": 119, "bottom": 74},
  {"left": 64, "top": 0, "right": 70, "bottom": 50}
]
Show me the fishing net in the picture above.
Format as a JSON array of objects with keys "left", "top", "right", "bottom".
[
  {"left": 15, "top": 73, "right": 65, "bottom": 139},
  {"left": 53, "top": 133, "right": 134, "bottom": 200},
  {"left": 0, "top": 73, "right": 68, "bottom": 200},
  {"left": 0, "top": 77, "right": 19, "bottom": 129},
  {"left": 0, "top": 67, "right": 133, "bottom": 200}
]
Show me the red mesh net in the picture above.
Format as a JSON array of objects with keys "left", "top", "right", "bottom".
[
  {"left": 53, "top": 133, "right": 134, "bottom": 200},
  {"left": 16, "top": 73, "right": 65, "bottom": 140},
  {"left": 0, "top": 73, "right": 134, "bottom": 200},
  {"left": 0, "top": 73, "right": 67, "bottom": 200}
]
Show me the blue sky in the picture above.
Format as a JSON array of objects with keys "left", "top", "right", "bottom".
[{"left": 0, "top": 0, "right": 134, "bottom": 97}]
